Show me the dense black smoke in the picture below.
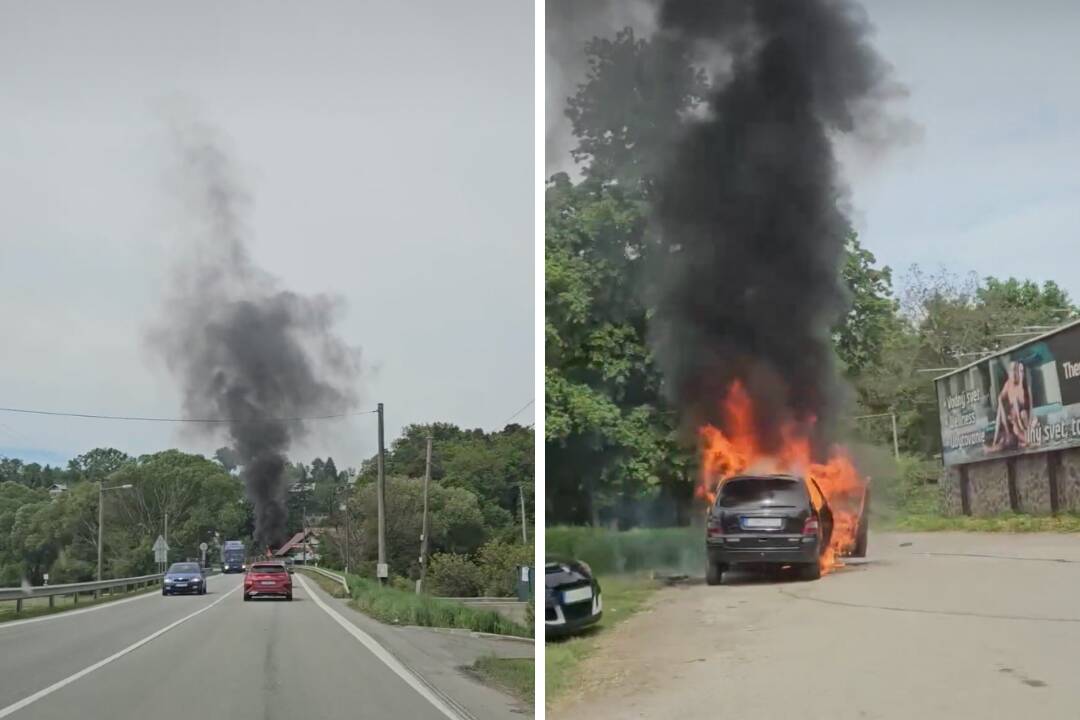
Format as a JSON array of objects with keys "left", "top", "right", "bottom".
[
  {"left": 650, "top": 0, "right": 898, "bottom": 454},
  {"left": 150, "top": 122, "right": 361, "bottom": 548}
]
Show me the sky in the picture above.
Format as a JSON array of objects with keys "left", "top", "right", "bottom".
[
  {"left": 0, "top": 0, "right": 534, "bottom": 469},
  {"left": 546, "top": 0, "right": 1080, "bottom": 301}
]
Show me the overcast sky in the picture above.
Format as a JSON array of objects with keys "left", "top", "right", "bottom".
[
  {"left": 548, "top": 0, "right": 1080, "bottom": 301},
  {"left": 0, "top": 0, "right": 533, "bottom": 469}
]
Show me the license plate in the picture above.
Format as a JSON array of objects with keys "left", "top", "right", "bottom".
[
  {"left": 260, "top": 581, "right": 276, "bottom": 586},
  {"left": 562, "top": 586, "right": 593, "bottom": 604},
  {"left": 742, "top": 517, "right": 783, "bottom": 529}
]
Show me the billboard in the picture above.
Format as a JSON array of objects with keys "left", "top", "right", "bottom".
[{"left": 936, "top": 320, "right": 1080, "bottom": 466}]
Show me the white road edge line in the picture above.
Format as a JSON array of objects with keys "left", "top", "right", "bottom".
[
  {"left": 296, "top": 574, "right": 465, "bottom": 720},
  {"left": 0, "top": 585, "right": 240, "bottom": 719}
]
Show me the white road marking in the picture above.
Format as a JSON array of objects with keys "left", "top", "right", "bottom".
[
  {"left": 0, "top": 585, "right": 239, "bottom": 718},
  {"left": 295, "top": 574, "right": 465, "bottom": 720},
  {"left": 0, "top": 575, "right": 232, "bottom": 631}
]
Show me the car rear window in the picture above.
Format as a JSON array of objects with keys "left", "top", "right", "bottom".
[
  {"left": 251, "top": 564, "right": 286, "bottom": 574},
  {"left": 717, "top": 477, "right": 806, "bottom": 507}
]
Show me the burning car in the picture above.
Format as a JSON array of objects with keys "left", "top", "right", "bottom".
[
  {"left": 545, "top": 557, "right": 602, "bottom": 638},
  {"left": 705, "top": 472, "right": 869, "bottom": 584}
]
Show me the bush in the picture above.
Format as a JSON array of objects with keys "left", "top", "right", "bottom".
[
  {"left": 390, "top": 575, "right": 414, "bottom": 593},
  {"left": 546, "top": 526, "right": 704, "bottom": 575},
  {"left": 427, "top": 553, "right": 484, "bottom": 596},
  {"left": 345, "top": 574, "right": 530, "bottom": 637},
  {"left": 476, "top": 540, "right": 533, "bottom": 596}
]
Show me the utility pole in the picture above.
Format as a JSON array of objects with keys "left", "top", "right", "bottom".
[
  {"left": 891, "top": 412, "right": 900, "bottom": 460},
  {"left": 376, "top": 402, "right": 387, "bottom": 584},
  {"left": 98, "top": 483, "right": 104, "bottom": 585},
  {"left": 519, "top": 483, "right": 528, "bottom": 543},
  {"left": 164, "top": 511, "right": 168, "bottom": 566},
  {"left": 418, "top": 435, "right": 432, "bottom": 594}
]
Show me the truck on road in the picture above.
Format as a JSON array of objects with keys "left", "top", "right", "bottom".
[{"left": 222, "top": 540, "right": 246, "bottom": 573}]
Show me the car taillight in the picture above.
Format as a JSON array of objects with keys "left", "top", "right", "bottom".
[
  {"left": 802, "top": 515, "right": 819, "bottom": 535},
  {"left": 707, "top": 515, "right": 724, "bottom": 537}
]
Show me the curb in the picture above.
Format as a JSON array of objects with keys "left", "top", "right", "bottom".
[{"left": 410, "top": 625, "right": 535, "bottom": 645}]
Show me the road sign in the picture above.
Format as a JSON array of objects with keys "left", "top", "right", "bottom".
[
  {"left": 376, "top": 563, "right": 389, "bottom": 579},
  {"left": 199, "top": 542, "right": 208, "bottom": 552},
  {"left": 153, "top": 535, "right": 169, "bottom": 564}
]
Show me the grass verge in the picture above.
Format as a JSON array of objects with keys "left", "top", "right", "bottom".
[
  {"left": 546, "top": 574, "right": 659, "bottom": 706},
  {"left": 885, "top": 512, "right": 1080, "bottom": 533},
  {"left": 300, "top": 567, "right": 531, "bottom": 638},
  {"left": 471, "top": 657, "right": 534, "bottom": 704},
  {"left": 0, "top": 583, "right": 160, "bottom": 624},
  {"left": 547, "top": 526, "right": 704, "bottom": 575}
]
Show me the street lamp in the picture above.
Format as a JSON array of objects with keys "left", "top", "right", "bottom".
[{"left": 97, "top": 482, "right": 135, "bottom": 587}]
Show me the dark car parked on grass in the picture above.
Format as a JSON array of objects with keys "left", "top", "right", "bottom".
[
  {"left": 705, "top": 473, "right": 867, "bottom": 584},
  {"left": 163, "top": 562, "right": 208, "bottom": 595},
  {"left": 545, "top": 557, "right": 602, "bottom": 638}
]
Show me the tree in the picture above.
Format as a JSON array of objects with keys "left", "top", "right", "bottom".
[
  {"left": 353, "top": 477, "right": 487, "bottom": 581},
  {"left": 565, "top": 28, "right": 708, "bottom": 193},
  {"left": 67, "top": 448, "right": 132, "bottom": 481},
  {"left": 833, "top": 232, "right": 899, "bottom": 378}
]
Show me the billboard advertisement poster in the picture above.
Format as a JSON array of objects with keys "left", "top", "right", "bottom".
[{"left": 936, "top": 321, "right": 1080, "bottom": 466}]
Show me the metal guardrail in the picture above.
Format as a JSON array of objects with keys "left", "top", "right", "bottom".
[
  {"left": 0, "top": 573, "right": 165, "bottom": 613},
  {"left": 301, "top": 566, "right": 350, "bottom": 595}
]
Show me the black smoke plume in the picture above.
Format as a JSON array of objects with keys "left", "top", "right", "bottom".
[
  {"left": 150, "top": 122, "right": 361, "bottom": 548},
  {"left": 650, "top": 0, "right": 898, "bottom": 454}
]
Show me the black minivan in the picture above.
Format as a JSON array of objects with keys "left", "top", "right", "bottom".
[{"left": 705, "top": 474, "right": 834, "bottom": 584}]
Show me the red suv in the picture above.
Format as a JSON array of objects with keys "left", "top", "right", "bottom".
[{"left": 243, "top": 561, "right": 293, "bottom": 601}]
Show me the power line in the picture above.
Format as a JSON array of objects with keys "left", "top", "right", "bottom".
[
  {"left": 501, "top": 399, "right": 534, "bottom": 426},
  {"left": 0, "top": 406, "right": 378, "bottom": 424}
]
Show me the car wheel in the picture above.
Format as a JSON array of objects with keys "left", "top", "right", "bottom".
[
  {"left": 286, "top": 592, "right": 293, "bottom": 601},
  {"left": 243, "top": 593, "right": 251, "bottom": 602},
  {"left": 162, "top": 589, "right": 168, "bottom": 596},
  {"left": 800, "top": 562, "right": 821, "bottom": 581},
  {"left": 706, "top": 561, "right": 726, "bottom": 586}
]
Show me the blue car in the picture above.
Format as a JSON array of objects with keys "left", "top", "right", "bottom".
[{"left": 163, "top": 562, "right": 207, "bottom": 595}]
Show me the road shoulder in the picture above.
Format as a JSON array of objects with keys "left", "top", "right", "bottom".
[{"left": 300, "top": 572, "right": 534, "bottom": 719}]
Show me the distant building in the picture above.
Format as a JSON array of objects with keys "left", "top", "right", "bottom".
[
  {"left": 288, "top": 481, "right": 316, "bottom": 494},
  {"left": 275, "top": 529, "right": 320, "bottom": 563},
  {"left": 48, "top": 483, "right": 68, "bottom": 498}
]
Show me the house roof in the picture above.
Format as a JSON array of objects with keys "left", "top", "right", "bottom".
[{"left": 275, "top": 531, "right": 308, "bottom": 556}]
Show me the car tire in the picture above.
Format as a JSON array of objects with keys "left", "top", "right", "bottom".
[
  {"left": 162, "top": 589, "right": 168, "bottom": 596},
  {"left": 243, "top": 593, "right": 251, "bottom": 602},
  {"left": 800, "top": 562, "right": 821, "bottom": 581},
  {"left": 286, "top": 592, "right": 293, "bottom": 601},
  {"left": 706, "top": 561, "right": 726, "bottom": 586}
]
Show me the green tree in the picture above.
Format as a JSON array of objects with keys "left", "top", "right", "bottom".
[
  {"left": 353, "top": 477, "right": 487, "bottom": 581},
  {"left": 67, "top": 448, "right": 132, "bottom": 481},
  {"left": 565, "top": 28, "right": 708, "bottom": 193},
  {"left": 833, "top": 232, "right": 899, "bottom": 378}
]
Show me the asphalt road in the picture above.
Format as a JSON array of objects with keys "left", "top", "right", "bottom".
[
  {"left": 556, "top": 532, "right": 1080, "bottom": 720},
  {"left": 0, "top": 572, "right": 460, "bottom": 719}
]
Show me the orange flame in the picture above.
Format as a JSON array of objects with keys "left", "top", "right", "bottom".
[{"left": 698, "top": 381, "right": 865, "bottom": 573}]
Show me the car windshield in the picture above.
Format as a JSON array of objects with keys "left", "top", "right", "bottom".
[
  {"left": 251, "top": 564, "right": 286, "bottom": 574},
  {"left": 717, "top": 477, "right": 806, "bottom": 508},
  {"left": 168, "top": 563, "right": 200, "bottom": 574}
]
